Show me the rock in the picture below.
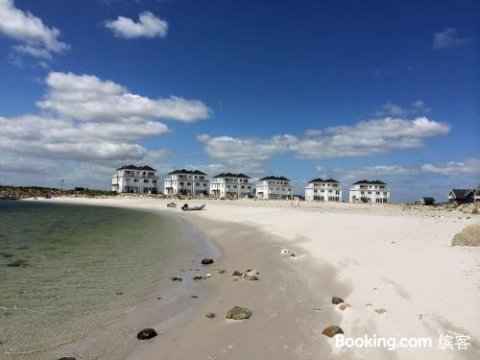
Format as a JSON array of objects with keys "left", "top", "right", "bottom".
[
  {"left": 193, "top": 274, "right": 204, "bottom": 280},
  {"left": 170, "top": 276, "right": 183, "bottom": 282},
  {"left": 288, "top": 253, "right": 296, "bottom": 258},
  {"left": 332, "top": 296, "right": 344, "bottom": 305},
  {"left": 58, "top": 357, "right": 76, "bottom": 360},
  {"left": 201, "top": 258, "right": 214, "bottom": 265},
  {"left": 116, "top": 291, "right": 123, "bottom": 295},
  {"left": 137, "top": 328, "right": 158, "bottom": 340},
  {"left": 375, "top": 308, "right": 387, "bottom": 314},
  {"left": 226, "top": 306, "right": 253, "bottom": 320},
  {"left": 7, "top": 259, "right": 28, "bottom": 267},
  {"left": 205, "top": 312, "right": 216, "bottom": 319},
  {"left": 247, "top": 275, "right": 259, "bottom": 281},
  {"left": 452, "top": 223, "right": 480, "bottom": 247},
  {"left": 191, "top": 295, "right": 198, "bottom": 298},
  {"left": 218, "top": 269, "right": 227, "bottom": 274},
  {"left": 322, "top": 325, "right": 344, "bottom": 338},
  {"left": 338, "top": 302, "right": 351, "bottom": 310},
  {"left": 232, "top": 270, "right": 243, "bottom": 276},
  {"left": 245, "top": 269, "right": 259, "bottom": 277}
]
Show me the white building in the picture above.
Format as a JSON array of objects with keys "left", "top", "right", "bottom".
[
  {"left": 256, "top": 176, "right": 292, "bottom": 200},
  {"left": 305, "top": 178, "right": 342, "bottom": 202},
  {"left": 111, "top": 165, "right": 159, "bottom": 194},
  {"left": 349, "top": 180, "right": 389, "bottom": 204},
  {"left": 164, "top": 169, "right": 209, "bottom": 196},
  {"left": 209, "top": 173, "right": 254, "bottom": 198}
]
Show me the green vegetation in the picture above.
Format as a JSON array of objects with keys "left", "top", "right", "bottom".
[{"left": 0, "top": 185, "right": 117, "bottom": 200}]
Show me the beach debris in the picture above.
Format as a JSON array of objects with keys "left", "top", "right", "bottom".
[
  {"left": 193, "top": 274, "right": 204, "bottom": 280},
  {"left": 201, "top": 258, "right": 214, "bottom": 265},
  {"left": 232, "top": 270, "right": 243, "bottom": 276},
  {"left": 206, "top": 273, "right": 212, "bottom": 278},
  {"left": 281, "top": 249, "right": 290, "bottom": 255},
  {"left": 0, "top": 252, "right": 14, "bottom": 258},
  {"left": 247, "top": 275, "right": 259, "bottom": 281},
  {"left": 226, "top": 306, "right": 253, "bottom": 320},
  {"left": 157, "top": 297, "right": 162, "bottom": 300},
  {"left": 191, "top": 295, "right": 198, "bottom": 299},
  {"left": 322, "top": 325, "right": 344, "bottom": 338},
  {"left": 7, "top": 259, "right": 28, "bottom": 267},
  {"left": 289, "top": 252, "right": 296, "bottom": 258},
  {"left": 205, "top": 312, "right": 216, "bottom": 319},
  {"left": 217, "top": 269, "right": 227, "bottom": 274},
  {"left": 331, "top": 296, "right": 344, "bottom": 305},
  {"left": 338, "top": 302, "right": 351, "bottom": 311},
  {"left": 170, "top": 276, "right": 183, "bottom": 282},
  {"left": 137, "top": 328, "right": 158, "bottom": 340},
  {"left": 375, "top": 308, "right": 387, "bottom": 314},
  {"left": 115, "top": 291, "right": 123, "bottom": 295},
  {"left": 452, "top": 223, "right": 480, "bottom": 247}
]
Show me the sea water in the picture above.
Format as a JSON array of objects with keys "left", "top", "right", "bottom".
[{"left": 0, "top": 201, "right": 199, "bottom": 359}]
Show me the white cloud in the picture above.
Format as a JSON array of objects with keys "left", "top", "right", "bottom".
[
  {"left": 0, "top": 0, "right": 69, "bottom": 59},
  {"left": 198, "top": 117, "right": 450, "bottom": 171},
  {"left": 374, "top": 100, "right": 431, "bottom": 117},
  {"left": 105, "top": 11, "right": 168, "bottom": 39},
  {"left": 37, "top": 72, "right": 211, "bottom": 122},
  {"left": 433, "top": 28, "right": 469, "bottom": 50},
  {"left": 0, "top": 71, "right": 210, "bottom": 187},
  {"left": 421, "top": 158, "right": 480, "bottom": 176}
]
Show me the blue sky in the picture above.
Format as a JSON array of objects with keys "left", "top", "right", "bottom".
[{"left": 0, "top": 0, "right": 478, "bottom": 202}]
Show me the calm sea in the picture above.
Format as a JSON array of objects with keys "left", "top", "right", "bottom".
[{"left": 0, "top": 200, "right": 200, "bottom": 359}]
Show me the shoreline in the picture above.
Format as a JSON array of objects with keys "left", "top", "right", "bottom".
[{"left": 21, "top": 197, "right": 480, "bottom": 359}]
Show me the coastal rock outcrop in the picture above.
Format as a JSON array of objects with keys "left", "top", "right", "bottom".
[
  {"left": 201, "top": 258, "right": 214, "bottom": 265},
  {"left": 322, "top": 325, "right": 344, "bottom": 338},
  {"left": 452, "top": 223, "right": 480, "bottom": 247},
  {"left": 137, "top": 328, "right": 158, "bottom": 340},
  {"left": 226, "top": 306, "right": 253, "bottom": 320}
]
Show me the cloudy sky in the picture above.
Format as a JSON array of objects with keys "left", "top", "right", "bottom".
[{"left": 0, "top": 0, "right": 478, "bottom": 202}]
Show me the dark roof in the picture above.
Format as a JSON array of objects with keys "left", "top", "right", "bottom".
[
  {"left": 309, "top": 178, "right": 339, "bottom": 184},
  {"left": 213, "top": 172, "right": 250, "bottom": 179},
  {"left": 168, "top": 169, "right": 207, "bottom": 175},
  {"left": 449, "top": 189, "right": 474, "bottom": 200},
  {"left": 259, "top": 176, "right": 290, "bottom": 181},
  {"left": 352, "top": 179, "right": 386, "bottom": 185},
  {"left": 116, "top": 164, "right": 157, "bottom": 171}
]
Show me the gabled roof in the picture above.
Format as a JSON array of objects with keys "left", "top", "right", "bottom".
[
  {"left": 449, "top": 189, "right": 474, "bottom": 200},
  {"left": 168, "top": 169, "right": 207, "bottom": 175},
  {"left": 259, "top": 176, "right": 290, "bottom": 181},
  {"left": 352, "top": 179, "right": 386, "bottom": 185},
  {"left": 213, "top": 172, "right": 250, "bottom": 179},
  {"left": 309, "top": 178, "right": 339, "bottom": 184},
  {"left": 117, "top": 164, "right": 157, "bottom": 171}
]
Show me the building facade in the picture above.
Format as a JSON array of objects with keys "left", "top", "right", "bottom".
[
  {"left": 448, "top": 189, "right": 474, "bottom": 204},
  {"left": 256, "top": 176, "right": 292, "bottom": 200},
  {"left": 349, "top": 180, "right": 389, "bottom": 204},
  {"left": 305, "top": 178, "right": 342, "bottom": 202},
  {"left": 111, "top": 165, "right": 158, "bottom": 194},
  {"left": 209, "top": 173, "right": 254, "bottom": 198},
  {"left": 164, "top": 169, "right": 209, "bottom": 196}
]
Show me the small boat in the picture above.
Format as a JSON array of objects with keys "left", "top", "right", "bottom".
[
  {"left": 181, "top": 203, "right": 206, "bottom": 211},
  {"left": 167, "top": 202, "right": 177, "bottom": 208}
]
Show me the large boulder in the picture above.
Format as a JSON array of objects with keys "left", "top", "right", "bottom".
[
  {"left": 452, "top": 223, "right": 480, "bottom": 247},
  {"left": 226, "top": 306, "right": 252, "bottom": 320}
]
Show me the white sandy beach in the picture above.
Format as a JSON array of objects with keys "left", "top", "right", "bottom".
[{"left": 38, "top": 197, "right": 480, "bottom": 359}]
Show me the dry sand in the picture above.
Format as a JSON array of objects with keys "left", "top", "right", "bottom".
[{"left": 35, "top": 197, "right": 480, "bottom": 359}]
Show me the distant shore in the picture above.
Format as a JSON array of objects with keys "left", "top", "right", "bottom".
[{"left": 26, "top": 197, "right": 480, "bottom": 359}]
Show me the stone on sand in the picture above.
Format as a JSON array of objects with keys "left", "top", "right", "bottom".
[
  {"left": 226, "top": 306, "right": 253, "bottom": 320},
  {"left": 332, "top": 296, "right": 344, "bottom": 305},
  {"left": 322, "top": 325, "right": 344, "bottom": 338},
  {"left": 201, "top": 258, "right": 214, "bottom": 265},
  {"left": 452, "top": 223, "right": 480, "bottom": 247},
  {"left": 137, "top": 328, "right": 158, "bottom": 340}
]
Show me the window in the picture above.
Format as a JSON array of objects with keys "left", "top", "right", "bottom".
[
  {"left": 180, "top": 182, "right": 184, "bottom": 186},
  {"left": 144, "top": 179, "right": 149, "bottom": 183},
  {"left": 196, "top": 183, "right": 200, "bottom": 186},
  {"left": 187, "top": 182, "right": 191, "bottom": 186}
]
